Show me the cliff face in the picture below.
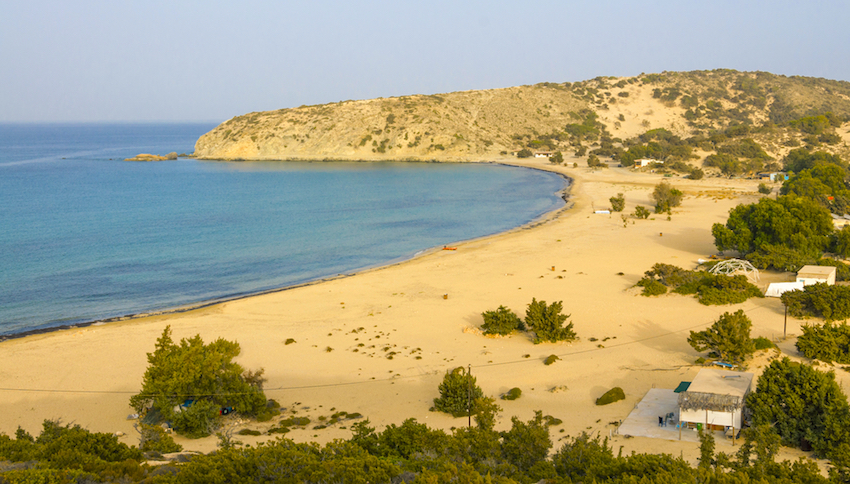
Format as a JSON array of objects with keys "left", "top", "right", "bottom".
[{"left": 194, "top": 71, "right": 850, "bottom": 162}]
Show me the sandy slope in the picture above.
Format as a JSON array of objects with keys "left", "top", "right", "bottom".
[{"left": 0, "top": 159, "right": 832, "bottom": 466}]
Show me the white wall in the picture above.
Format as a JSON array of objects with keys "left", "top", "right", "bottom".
[{"left": 680, "top": 408, "right": 741, "bottom": 429}]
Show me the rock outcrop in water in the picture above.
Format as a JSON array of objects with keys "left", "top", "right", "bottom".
[{"left": 125, "top": 152, "right": 179, "bottom": 161}]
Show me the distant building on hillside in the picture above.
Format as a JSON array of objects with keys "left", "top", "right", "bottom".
[
  {"left": 832, "top": 214, "right": 850, "bottom": 229},
  {"left": 634, "top": 158, "right": 663, "bottom": 168},
  {"left": 758, "top": 172, "right": 788, "bottom": 182},
  {"left": 796, "top": 265, "right": 836, "bottom": 286},
  {"left": 534, "top": 151, "right": 553, "bottom": 158},
  {"left": 677, "top": 368, "right": 754, "bottom": 431}
]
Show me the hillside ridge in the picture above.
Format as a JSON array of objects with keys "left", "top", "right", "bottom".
[{"left": 194, "top": 70, "right": 850, "bottom": 170}]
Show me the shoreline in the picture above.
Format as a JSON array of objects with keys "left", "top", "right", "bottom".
[
  {"left": 1, "top": 159, "right": 829, "bottom": 467},
  {"left": 0, "top": 163, "right": 573, "bottom": 342}
]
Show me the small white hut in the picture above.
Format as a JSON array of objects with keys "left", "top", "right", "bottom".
[
  {"left": 796, "top": 265, "right": 836, "bottom": 286},
  {"left": 677, "top": 368, "right": 753, "bottom": 431},
  {"left": 634, "top": 158, "right": 663, "bottom": 168}
]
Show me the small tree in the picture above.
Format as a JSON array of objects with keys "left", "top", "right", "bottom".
[
  {"left": 434, "top": 367, "right": 484, "bottom": 417},
  {"left": 651, "top": 181, "right": 683, "bottom": 213},
  {"left": 517, "top": 149, "right": 533, "bottom": 158},
  {"left": 746, "top": 357, "right": 850, "bottom": 457},
  {"left": 757, "top": 183, "right": 772, "bottom": 195},
  {"left": 587, "top": 154, "right": 606, "bottom": 168},
  {"left": 130, "top": 326, "right": 267, "bottom": 437},
  {"left": 500, "top": 411, "right": 552, "bottom": 473},
  {"left": 550, "top": 151, "right": 564, "bottom": 164},
  {"left": 633, "top": 205, "right": 651, "bottom": 219},
  {"left": 525, "top": 298, "right": 576, "bottom": 343},
  {"left": 480, "top": 306, "right": 524, "bottom": 335},
  {"left": 609, "top": 193, "right": 625, "bottom": 212},
  {"left": 834, "top": 226, "right": 850, "bottom": 259},
  {"left": 137, "top": 423, "right": 182, "bottom": 453},
  {"left": 688, "top": 310, "right": 755, "bottom": 364}
]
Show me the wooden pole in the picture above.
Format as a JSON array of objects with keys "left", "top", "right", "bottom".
[
  {"left": 784, "top": 303, "right": 788, "bottom": 339},
  {"left": 467, "top": 364, "right": 472, "bottom": 429}
]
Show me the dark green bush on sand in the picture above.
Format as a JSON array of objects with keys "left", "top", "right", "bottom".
[
  {"left": 481, "top": 305, "right": 525, "bottom": 335},
  {"left": 433, "top": 367, "right": 483, "bottom": 417},
  {"left": 130, "top": 326, "right": 267, "bottom": 438},
  {"left": 688, "top": 310, "right": 755, "bottom": 364},
  {"left": 544, "top": 354, "right": 560, "bottom": 365},
  {"left": 797, "top": 322, "right": 850, "bottom": 363},
  {"left": 782, "top": 283, "right": 850, "bottom": 321},
  {"left": 138, "top": 423, "right": 182, "bottom": 453},
  {"left": 502, "top": 388, "right": 522, "bottom": 400},
  {"left": 753, "top": 336, "right": 776, "bottom": 351},
  {"left": 596, "top": 387, "right": 625, "bottom": 405},
  {"left": 636, "top": 263, "right": 762, "bottom": 305},
  {"left": 525, "top": 298, "right": 576, "bottom": 343},
  {"left": 636, "top": 276, "right": 667, "bottom": 296}
]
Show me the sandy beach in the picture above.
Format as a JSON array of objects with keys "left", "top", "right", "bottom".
[{"left": 0, "top": 158, "right": 827, "bottom": 465}]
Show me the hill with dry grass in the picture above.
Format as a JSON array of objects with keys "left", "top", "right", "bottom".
[{"left": 194, "top": 70, "right": 850, "bottom": 174}]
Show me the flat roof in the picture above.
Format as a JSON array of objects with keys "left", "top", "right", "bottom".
[
  {"left": 686, "top": 368, "right": 753, "bottom": 398},
  {"left": 797, "top": 265, "right": 836, "bottom": 276}
]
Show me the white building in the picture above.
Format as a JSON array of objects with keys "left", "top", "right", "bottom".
[
  {"left": 764, "top": 282, "right": 804, "bottom": 298},
  {"left": 634, "top": 158, "right": 663, "bottom": 168},
  {"left": 677, "top": 368, "right": 754, "bottom": 431},
  {"left": 796, "top": 265, "right": 836, "bottom": 286}
]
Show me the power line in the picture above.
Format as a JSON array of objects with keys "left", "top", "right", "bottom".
[{"left": 0, "top": 299, "right": 786, "bottom": 396}]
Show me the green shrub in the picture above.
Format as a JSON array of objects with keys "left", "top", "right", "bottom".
[
  {"left": 637, "top": 264, "right": 762, "bottom": 305},
  {"left": 480, "top": 306, "right": 525, "bottom": 335},
  {"left": 544, "top": 354, "right": 560, "bottom": 365},
  {"left": 138, "top": 424, "right": 183, "bottom": 453},
  {"left": 782, "top": 283, "right": 850, "bottom": 321},
  {"left": 797, "top": 322, "right": 850, "bottom": 363},
  {"left": 633, "top": 205, "right": 651, "bottom": 219},
  {"left": 688, "top": 310, "right": 756, "bottom": 364},
  {"left": 753, "top": 336, "right": 776, "bottom": 351},
  {"left": 285, "top": 338, "right": 296, "bottom": 345},
  {"left": 171, "top": 399, "right": 220, "bottom": 439},
  {"left": 502, "top": 388, "right": 522, "bottom": 400},
  {"left": 433, "top": 367, "right": 483, "bottom": 417},
  {"left": 747, "top": 357, "right": 850, "bottom": 458},
  {"left": 130, "top": 326, "right": 267, "bottom": 438},
  {"left": 517, "top": 148, "right": 533, "bottom": 158},
  {"left": 651, "top": 181, "right": 683, "bottom": 213},
  {"left": 237, "top": 429, "right": 262, "bottom": 436},
  {"left": 543, "top": 415, "right": 563, "bottom": 426},
  {"left": 279, "top": 416, "right": 311, "bottom": 427},
  {"left": 636, "top": 277, "right": 667, "bottom": 296},
  {"left": 595, "top": 387, "right": 625, "bottom": 405},
  {"left": 609, "top": 193, "right": 625, "bottom": 212},
  {"left": 525, "top": 298, "right": 576, "bottom": 343},
  {"left": 758, "top": 183, "right": 772, "bottom": 194},
  {"left": 680, "top": 273, "right": 764, "bottom": 305}
]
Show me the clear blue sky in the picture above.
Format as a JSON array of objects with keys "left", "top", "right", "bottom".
[{"left": 2, "top": 0, "right": 849, "bottom": 123}]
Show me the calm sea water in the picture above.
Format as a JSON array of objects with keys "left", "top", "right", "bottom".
[{"left": 0, "top": 123, "right": 567, "bottom": 336}]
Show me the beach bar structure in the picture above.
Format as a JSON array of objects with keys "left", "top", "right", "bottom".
[
  {"left": 677, "top": 368, "right": 753, "bottom": 432},
  {"left": 796, "top": 265, "right": 836, "bottom": 286},
  {"left": 634, "top": 158, "right": 663, "bottom": 168}
]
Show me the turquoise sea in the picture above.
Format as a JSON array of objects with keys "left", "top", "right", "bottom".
[{"left": 0, "top": 123, "right": 567, "bottom": 337}]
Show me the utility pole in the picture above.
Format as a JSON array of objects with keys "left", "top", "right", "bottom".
[
  {"left": 784, "top": 301, "right": 788, "bottom": 339},
  {"left": 467, "top": 364, "right": 473, "bottom": 429}
]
